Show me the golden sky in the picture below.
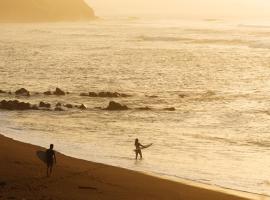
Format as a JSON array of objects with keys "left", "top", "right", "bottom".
[{"left": 87, "top": 0, "right": 270, "bottom": 18}]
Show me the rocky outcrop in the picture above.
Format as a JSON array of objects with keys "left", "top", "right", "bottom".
[
  {"left": 54, "top": 107, "right": 64, "bottom": 111},
  {"left": 39, "top": 101, "right": 51, "bottom": 108},
  {"left": 105, "top": 101, "right": 129, "bottom": 111},
  {"left": 64, "top": 104, "right": 73, "bottom": 109},
  {"left": 0, "top": 0, "right": 96, "bottom": 22},
  {"left": 15, "top": 88, "right": 30, "bottom": 96},
  {"left": 0, "top": 90, "right": 6, "bottom": 94},
  {"left": 0, "top": 100, "right": 32, "bottom": 110},
  {"left": 53, "top": 88, "right": 65, "bottom": 96},
  {"left": 79, "top": 104, "right": 87, "bottom": 110},
  {"left": 80, "top": 91, "right": 131, "bottom": 98}
]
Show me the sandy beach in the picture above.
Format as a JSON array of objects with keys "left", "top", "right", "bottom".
[{"left": 0, "top": 134, "right": 266, "bottom": 200}]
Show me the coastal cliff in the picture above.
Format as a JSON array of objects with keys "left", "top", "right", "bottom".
[{"left": 0, "top": 0, "right": 96, "bottom": 22}]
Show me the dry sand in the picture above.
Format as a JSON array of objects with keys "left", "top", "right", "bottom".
[{"left": 0, "top": 134, "right": 267, "bottom": 200}]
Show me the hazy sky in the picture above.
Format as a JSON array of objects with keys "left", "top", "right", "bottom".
[{"left": 86, "top": 0, "right": 270, "bottom": 19}]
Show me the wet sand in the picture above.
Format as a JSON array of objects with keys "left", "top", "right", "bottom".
[{"left": 0, "top": 134, "right": 266, "bottom": 200}]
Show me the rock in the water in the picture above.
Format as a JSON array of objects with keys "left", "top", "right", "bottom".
[
  {"left": 53, "top": 88, "right": 65, "bottom": 96},
  {"left": 80, "top": 92, "right": 90, "bottom": 97},
  {"left": 105, "top": 101, "right": 129, "bottom": 111},
  {"left": 0, "top": 100, "right": 31, "bottom": 110},
  {"left": 39, "top": 101, "right": 51, "bottom": 108},
  {"left": 31, "top": 105, "right": 39, "bottom": 110},
  {"left": 137, "top": 106, "right": 151, "bottom": 110},
  {"left": 99, "top": 92, "right": 118, "bottom": 98},
  {"left": 79, "top": 104, "right": 87, "bottom": 110},
  {"left": 15, "top": 88, "right": 30, "bottom": 96},
  {"left": 54, "top": 107, "right": 64, "bottom": 111},
  {"left": 64, "top": 104, "right": 73, "bottom": 108},
  {"left": 164, "top": 107, "right": 176, "bottom": 111},
  {"left": 89, "top": 92, "right": 98, "bottom": 97},
  {"left": 56, "top": 102, "right": 62, "bottom": 107},
  {"left": 44, "top": 91, "right": 52, "bottom": 95},
  {"left": 179, "top": 94, "right": 187, "bottom": 98},
  {"left": 0, "top": 90, "right": 6, "bottom": 94}
]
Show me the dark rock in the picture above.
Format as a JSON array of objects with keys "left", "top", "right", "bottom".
[
  {"left": 0, "top": 100, "right": 31, "bottom": 110},
  {"left": 119, "top": 93, "right": 132, "bottom": 97},
  {"left": 98, "top": 92, "right": 107, "bottom": 97},
  {"left": 8, "top": 91, "right": 12, "bottom": 95},
  {"left": 137, "top": 106, "right": 151, "bottom": 110},
  {"left": 64, "top": 104, "right": 73, "bottom": 108},
  {"left": 179, "top": 94, "right": 187, "bottom": 98},
  {"left": 54, "top": 107, "right": 64, "bottom": 111},
  {"left": 39, "top": 101, "right": 51, "bottom": 108},
  {"left": 179, "top": 94, "right": 186, "bottom": 98},
  {"left": 79, "top": 104, "right": 87, "bottom": 110},
  {"left": 56, "top": 102, "right": 62, "bottom": 107},
  {"left": 44, "top": 91, "right": 52, "bottom": 95},
  {"left": 0, "top": 90, "right": 6, "bottom": 93},
  {"left": 80, "top": 92, "right": 90, "bottom": 97},
  {"left": 15, "top": 88, "right": 30, "bottom": 96},
  {"left": 31, "top": 105, "right": 39, "bottom": 110},
  {"left": 105, "top": 101, "right": 129, "bottom": 111},
  {"left": 99, "top": 92, "right": 117, "bottom": 97},
  {"left": 164, "top": 107, "right": 176, "bottom": 111},
  {"left": 53, "top": 88, "right": 65, "bottom": 96},
  {"left": 18, "top": 102, "right": 31, "bottom": 110},
  {"left": 89, "top": 92, "right": 98, "bottom": 97}
]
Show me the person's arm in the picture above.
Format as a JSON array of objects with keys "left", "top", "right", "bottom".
[{"left": 139, "top": 143, "right": 146, "bottom": 148}]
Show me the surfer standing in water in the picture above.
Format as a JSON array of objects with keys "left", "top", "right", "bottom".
[
  {"left": 46, "top": 144, "right": 56, "bottom": 177},
  {"left": 134, "top": 138, "right": 146, "bottom": 160}
]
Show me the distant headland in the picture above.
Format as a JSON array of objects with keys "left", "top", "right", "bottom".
[{"left": 0, "top": 0, "right": 96, "bottom": 22}]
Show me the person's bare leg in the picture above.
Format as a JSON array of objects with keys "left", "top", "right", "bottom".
[
  {"left": 135, "top": 151, "right": 138, "bottom": 160},
  {"left": 139, "top": 151, "right": 143, "bottom": 160},
  {"left": 47, "top": 166, "right": 49, "bottom": 177},
  {"left": 49, "top": 166, "right": 52, "bottom": 176}
]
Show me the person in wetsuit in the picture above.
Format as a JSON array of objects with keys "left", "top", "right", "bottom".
[
  {"left": 134, "top": 138, "right": 146, "bottom": 160},
  {"left": 46, "top": 144, "right": 56, "bottom": 177}
]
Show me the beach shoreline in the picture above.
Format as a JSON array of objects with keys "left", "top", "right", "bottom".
[{"left": 0, "top": 133, "right": 267, "bottom": 200}]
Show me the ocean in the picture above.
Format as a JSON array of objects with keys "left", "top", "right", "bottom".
[{"left": 0, "top": 17, "right": 270, "bottom": 196}]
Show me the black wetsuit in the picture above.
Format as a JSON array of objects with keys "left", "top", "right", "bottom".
[{"left": 46, "top": 149, "right": 55, "bottom": 166}]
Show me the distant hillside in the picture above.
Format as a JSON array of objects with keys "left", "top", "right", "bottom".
[{"left": 0, "top": 0, "right": 96, "bottom": 22}]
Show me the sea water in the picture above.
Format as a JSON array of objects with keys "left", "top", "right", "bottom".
[{"left": 0, "top": 17, "right": 270, "bottom": 196}]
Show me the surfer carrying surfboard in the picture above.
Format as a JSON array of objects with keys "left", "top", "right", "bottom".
[
  {"left": 134, "top": 138, "right": 148, "bottom": 160},
  {"left": 46, "top": 144, "right": 56, "bottom": 177}
]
